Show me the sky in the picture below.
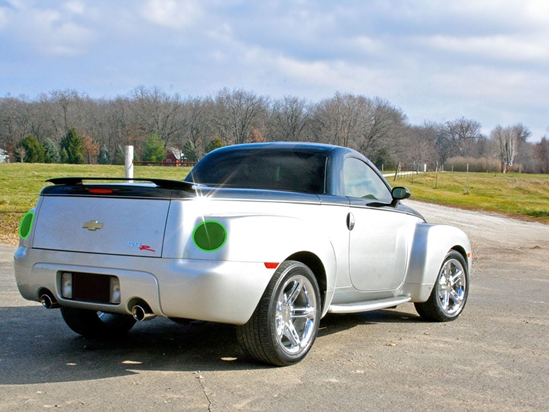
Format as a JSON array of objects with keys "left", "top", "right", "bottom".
[{"left": 1, "top": 0, "right": 548, "bottom": 142}]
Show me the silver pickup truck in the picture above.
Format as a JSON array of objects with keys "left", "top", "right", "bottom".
[{"left": 14, "top": 142, "right": 471, "bottom": 366}]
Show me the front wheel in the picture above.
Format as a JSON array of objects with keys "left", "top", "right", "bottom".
[
  {"left": 237, "top": 261, "right": 321, "bottom": 366},
  {"left": 61, "top": 307, "right": 136, "bottom": 338},
  {"left": 415, "top": 251, "right": 469, "bottom": 322}
]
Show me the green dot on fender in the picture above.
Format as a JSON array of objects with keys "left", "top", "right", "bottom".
[
  {"left": 19, "top": 211, "right": 35, "bottom": 239},
  {"left": 193, "top": 220, "right": 227, "bottom": 252}
]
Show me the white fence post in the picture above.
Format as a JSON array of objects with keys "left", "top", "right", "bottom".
[{"left": 125, "top": 145, "right": 134, "bottom": 180}]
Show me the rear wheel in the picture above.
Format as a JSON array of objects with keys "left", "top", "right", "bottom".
[
  {"left": 61, "top": 307, "right": 136, "bottom": 338},
  {"left": 237, "top": 261, "right": 321, "bottom": 366},
  {"left": 415, "top": 251, "right": 469, "bottom": 322}
]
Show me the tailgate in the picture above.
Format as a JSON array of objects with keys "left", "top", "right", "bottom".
[{"left": 33, "top": 196, "right": 169, "bottom": 257}]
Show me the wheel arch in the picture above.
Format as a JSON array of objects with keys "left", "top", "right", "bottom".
[
  {"left": 286, "top": 251, "right": 327, "bottom": 309},
  {"left": 450, "top": 245, "right": 470, "bottom": 273}
]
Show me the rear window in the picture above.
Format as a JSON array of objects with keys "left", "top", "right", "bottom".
[{"left": 186, "top": 149, "right": 327, "bottom": 194}]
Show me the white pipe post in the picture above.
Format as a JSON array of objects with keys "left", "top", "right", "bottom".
[{"left": 125, "top": 145, "right": 134, "bottom": 181}]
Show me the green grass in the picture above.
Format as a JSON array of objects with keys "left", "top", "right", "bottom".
[
  {"left": 392, "top": 171, "right": 549, "bottom": 222},
  {"left": 2, "top": 164, "right": 548, "bottom": 245}
]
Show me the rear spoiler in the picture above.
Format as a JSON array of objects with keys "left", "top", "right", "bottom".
[{"left": 47, "top": 177, "right": 195, "bottom": 191}]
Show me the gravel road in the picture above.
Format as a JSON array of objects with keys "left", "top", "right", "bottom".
[{"left": 0, "top": 201, "right": 548, "bottom": 411}]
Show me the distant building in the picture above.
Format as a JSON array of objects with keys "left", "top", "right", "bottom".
[
  {"left": 0, "top": 149, "right": 8, "bottom": 163},
  {"left": 163, "top": 149, "right": 180, "bottom": 166}
]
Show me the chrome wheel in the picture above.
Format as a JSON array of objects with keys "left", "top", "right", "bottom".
[
  {"left": 275, "top": 274, "right": 318, "bottom": 356},
  {"left": 236, "top": 260, "right": 321, "bottom": 366},
  {"left": 415, "top": 251, "right": 469, "bottom": 322},
  {"left": 437, "top": 258, "right": 467, "bottom": 317}
]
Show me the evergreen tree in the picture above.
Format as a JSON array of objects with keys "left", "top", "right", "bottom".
[
  {"left": 42, "top": 138, "right": 60, "bottom": 163},
  {"left": 205, "top": 137, "right": 224, "bottom": 153},
  {"left": 59, "top": 128, "right": 85, "bottom": 164},
  {"left": 113, "top": 145, "right": 125, "bottom": 165},
  {"left": 142, "top": 133, "right": 166, "bottom": 161},
  {"left": 97, "top": 145, "right": 111, "bottom": 164},
  {"left": 183, "top": 140, "right": 198, "bottom": 162},
  {"left": 15, "top": 135, "right": 45, "bottom": 163},
  {"left": 60, "top": 148, "right": 68, "bottom": 163}
]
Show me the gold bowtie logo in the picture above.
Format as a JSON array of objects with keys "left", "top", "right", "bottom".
[{"left": 83, "top": 221, "right": 104, "bottom": 231}]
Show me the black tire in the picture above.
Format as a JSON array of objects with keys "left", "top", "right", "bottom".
[
  {"left": 236, "top": 261, "right": 321, "bottom": 366},
  {"left": 60, "top": 307, "right": 136, "bottom": 338},
  {"left": 415, "top": 251, "right": 469, "bottom": 322}
]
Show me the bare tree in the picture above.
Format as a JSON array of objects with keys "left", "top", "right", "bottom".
[
  {"left": 0, "top": 97, "right": 32, "bottom": 153},
  {"left": 433, "top": 117, "right": 485, "bottom": 165},
  {"left": 212, "top": 88, "right": 269, "bottom": 145},
  {"left": 491, "top": 123, "right": 531, "bottom": 173},
  {"left": 309, "top": 93, "right": 406, "bottom": 164},
  {"left": 2, "top": 87, "right": 541, "bottom": 174},
  {"left": 356, "top": 97, "right": 407, "bottom": 160},
  {"left": 533, "top": 137, "right": 549, "bottom": 173},
  {"left": 180, "top": 96, "right": 214, "bottom": 158},
  {"left": 269, "top": 96, "right": 309, "bottom": 142},
  {"left": 309, "top": 92, "right": 366, "bottom": 147},
  {"left": 401, "top": 122, "right": 438, "bottom": 170},
  {"left": 127, "top": 86, "right": 186, "bottom": 147}
]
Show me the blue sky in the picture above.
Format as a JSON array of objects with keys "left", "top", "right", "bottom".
[{"left": 1, "top": 0, "right": 548, "bottom": 141}]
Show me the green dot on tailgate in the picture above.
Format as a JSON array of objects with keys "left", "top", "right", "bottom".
[{"left": 193, "top": 220, "right": 227, "bottom": 252}]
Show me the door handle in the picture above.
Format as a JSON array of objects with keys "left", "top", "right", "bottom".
[{"left": 346, "top": 213, "right": 355, "bottom": 231}]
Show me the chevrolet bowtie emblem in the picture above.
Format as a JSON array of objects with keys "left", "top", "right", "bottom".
[{"left": 83, "top": 221, "right": 104, "bottom": 231}]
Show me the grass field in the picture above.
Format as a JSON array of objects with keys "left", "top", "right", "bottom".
[
  {"left": 1, "top": 163, "right": 548, "bottom": 245},
  {"left": 393, "top": 171, "right": 549, "bottom": 221}
]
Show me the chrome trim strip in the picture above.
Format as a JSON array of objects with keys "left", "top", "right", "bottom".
[{"left": 328, "top": 296, "right": 411, "bottom": 314}]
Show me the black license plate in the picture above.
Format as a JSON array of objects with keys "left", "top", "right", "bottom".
[{"left": 72, "top": 273, "right": 113, "bottom": 304}]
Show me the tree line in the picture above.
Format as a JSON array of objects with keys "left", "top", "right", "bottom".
[{"left": 1, "top": 87, "right": 548, "bottom": 173}]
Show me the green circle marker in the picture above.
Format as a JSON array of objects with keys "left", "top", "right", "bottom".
[
  {"left": 193, "top": 220, "right": 227, "bottom": 252},
  {"left": 19, "top": 211, "right": 35, "bottom": 239}
]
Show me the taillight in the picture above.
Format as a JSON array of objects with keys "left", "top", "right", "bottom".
[{"left": 89, "top": 188, "right": 113, "bottom": 195}]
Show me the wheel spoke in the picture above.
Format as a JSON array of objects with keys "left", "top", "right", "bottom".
[
  {"left": 283, "top": 320, "right": 301, "bottom": 348},
  {"left": 440, "top": 290, "right": 450, "bottom": 309},
  {"left": 449, "top": 288, "right": 462, "bottom": 304},
  {"left": 450, "top": 269, "right": 463, "bottom": 286},
  {"left": 285, "top": 280, "right": 303, "bottom": 305},
  {"left": 291, "top": 306, "right": 316, "bottom": 319}
]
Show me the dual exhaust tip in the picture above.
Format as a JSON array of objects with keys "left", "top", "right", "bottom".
[
  {"left": 40, "top": 291, "right": 155, "bottom": 322},
  {"left": 131, "top": 304, "right": 156, "bottom": 322},
  {"left": 40, "top": 293, "right": 60, "bottom": 309}
]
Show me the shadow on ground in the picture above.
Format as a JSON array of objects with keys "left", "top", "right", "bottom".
[{"left": 0, "top": 305, "right": 423, "bottom": 385}]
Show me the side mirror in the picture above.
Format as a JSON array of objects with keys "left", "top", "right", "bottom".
[
  {"left": 391, "top": 187, "right": 410, "bottom": 207},
  {"left": 392, "top": 186, "right": 411, "bottom": 200}
]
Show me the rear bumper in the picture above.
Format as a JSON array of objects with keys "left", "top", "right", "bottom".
[{"left": 14, "top": 246, "right": 274, "bottom": 325}]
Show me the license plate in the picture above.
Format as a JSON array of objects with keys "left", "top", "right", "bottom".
[{"left": 72, "top": 273, "right": 114, "bottom": 304}]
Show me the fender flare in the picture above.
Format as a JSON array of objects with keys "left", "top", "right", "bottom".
[{"left": 403, "top": 223, "right": 471, "bottom": 302}]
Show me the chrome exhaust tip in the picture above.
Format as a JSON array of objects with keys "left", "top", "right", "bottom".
[
  {"left": 40, "top": 293, "right": 60, "bottom": 309},
  {"left": 131, "top": 304, "right": 156, "bottom": 321}
]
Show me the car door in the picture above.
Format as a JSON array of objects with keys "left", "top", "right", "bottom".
[{"left": 344, "top": 157, "right": 410, "bottom": 292}]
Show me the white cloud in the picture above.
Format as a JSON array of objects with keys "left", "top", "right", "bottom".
[
  {"left": 421, "top": 34, "right": 549, "bottom": 64},
  {"left": 141, "top": 0, "right": 201, "bottom": 29},
  {"left": 0, "top": 1, "right": 96, "bottom": 56},
  {"left": 0, "top": 8, "right": 7, "bottom": 29},
  {"left": 273, "top": 55, "right": 399, "bottom": 97},
  {"left": 26, "top": 9, "right": 96, "bottom": 56},
  {"left": 64, "top": 0, "right": 85, "bottom": 15}
]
